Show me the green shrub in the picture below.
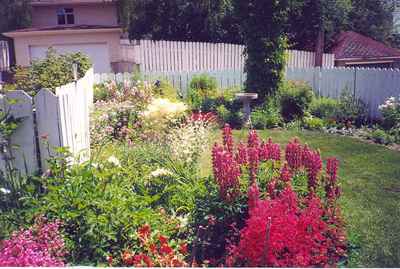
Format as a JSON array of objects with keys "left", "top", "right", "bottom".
[
  {"left": 336, "top": 88, "right": 369, "bottom": 127},
  {"left": 153, "top": 79, "right": 180, "bottom": 101},
  {"left": 251, "top": 99, "right": 282, "bottom": 129},
  {"left": 303, "top": 116, "right": 325, "bottom": 130},
  {"left": 93, "top": 84, "right": 110, "bottom": 102},
  {"left": 279, "top": 80, "right": 314, "bottom": 122},
  {"left": 188, "top": 74, "right": 217, "bottom": 110},
  {"left": 310, "top": 97, "right": 340, "bottom": 119},
  {"left": 13, "top": 48, "right": 91, "bottom": 96},
  {"left": 369, "top": 129, "right": 390, "bottom": 144}
]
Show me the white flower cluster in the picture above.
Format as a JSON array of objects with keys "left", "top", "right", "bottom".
[
  {"left": 150, "top": 168, "right": 173, "bottom": 178},
  {"left": 379, "top": 96, "right": 399, "bottom": 111},
  {"left": 142, "top": 98, "right": 187, "bottom": 122},
  {"left": 166, "top": 119, "right": 212, "bottom": 165}
]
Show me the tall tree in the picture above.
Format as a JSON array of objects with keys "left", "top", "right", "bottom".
[
  {"left": 348, "top": 0, "right": 393, "bottom": 44},
  {"left": 233, "top": 0, "right": 289, "bottom": 101},
  {"left": 127, "top": 0, "right": 241, "bottom": 43},
  {"left": 0, "top": 0, "right": 31, "bottom": 34}
]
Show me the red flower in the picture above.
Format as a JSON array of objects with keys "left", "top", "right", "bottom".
[
  {"left": 158, "top": 235, "right": 168, "bottom": 245},
  {"left": 106, "top": 255, "right": 113, "bottom": 266},
  {"left": 179, "top": 243, "right": 188, "bottom": 255},
  {"left": 280, "top": 163, "right": 292, "bottom": 183},
  {"left": 247, "top": 182, "right": 260, "bottom": 210},
  {"left": 223, "top": 124, "right": 234, "bottom": 153},
  {"left": 160, "top": 243, "right": 174, "bottom": 255},
  {"left": 235, "top": 142, "right": 248, "bottom": 165},
  {"left": 138, "top": 224, "right": 151, "bottom": 240}
]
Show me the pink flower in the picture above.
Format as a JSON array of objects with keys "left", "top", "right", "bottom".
[{"left": 223, "top": 124, "right": 234, "bottom": 153}]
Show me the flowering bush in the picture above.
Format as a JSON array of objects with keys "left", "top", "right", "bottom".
[
  {"left": 113, "top": 224, "right": 188, "bottom": 267},
  {"left": 204, "top": 125, "right": 347, "bottom": 267},
  {"left": 379, "top": 96, "right": 400, "bottom": 130},
  {"left": 0, "top": 217, "right": 66, "bottom": 266},
  {"left": 167, "top": 115, "right": 214, "bottom": 166}
]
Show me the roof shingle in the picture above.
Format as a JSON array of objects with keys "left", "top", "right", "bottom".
[{"left": 331, "top": 31, "right": 400, "bottom": 60}]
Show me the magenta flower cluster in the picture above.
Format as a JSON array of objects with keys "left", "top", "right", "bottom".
[{"left": 0, "top": 217, "right": 66, "bottom": 267}]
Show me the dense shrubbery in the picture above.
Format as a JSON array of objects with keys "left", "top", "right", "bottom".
[
  {"left": 10, "top": 48, "right": 91, "bottom": 96},
  {"left": 279, "top": 81, "right": 314, "bottom": 122}
]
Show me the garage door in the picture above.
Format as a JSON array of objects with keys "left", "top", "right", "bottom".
[{"left": 29, "top": 43, "right": 111, "bottom": 73}]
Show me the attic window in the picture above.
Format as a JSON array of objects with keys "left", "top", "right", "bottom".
[{"left": 57, "top": 8, "right": 75, "bottom": 25}]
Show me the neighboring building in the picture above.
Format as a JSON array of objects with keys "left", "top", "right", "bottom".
[
  {"left": 3, "top": 0, "right": 124, "bottom": 73},
  {"left": 330, "top": 31, "right": 400, "bottom": 68}
]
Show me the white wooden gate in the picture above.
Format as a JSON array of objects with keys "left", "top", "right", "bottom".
[{"left": 0, "top": 68, "right": 94, "bottom": 175}]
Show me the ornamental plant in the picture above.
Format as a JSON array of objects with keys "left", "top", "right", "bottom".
[
  {"left": 208, "top": 125, "right": 347, "bottom": 267},
  {"left": 112, "top": 224, "right": 188, "bottom": 267},
  {"left": 379, "top": 96, "right": 400, "bottom": 130},
  {"left": 0, "top": 217, "right": 67, "bottom": 266}
]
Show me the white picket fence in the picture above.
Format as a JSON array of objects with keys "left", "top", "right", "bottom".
[
  {"left": 0, "top": 68, "right": 94, "bottom": 175},
  {"left": 121, "top": 39, "right": 335, "bottom": 72},
  {"left": 95, "top": 66, "right": 400, "bottom": 118},
  {"left": 0, "top": 40, "right": 10, "bottom": 72}
]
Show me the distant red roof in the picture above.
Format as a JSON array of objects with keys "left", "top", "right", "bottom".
[{"left": 331, "top": 31, "right": 400, "bottom": 60}]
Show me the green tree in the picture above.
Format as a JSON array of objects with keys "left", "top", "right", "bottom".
[
  {"left": 287, "top": 0, "right": 351, "bottom": 51},
  {"left": 233, "top": 0, "right": 289, "bottom": 101},
  {"left": 348, "top": 0, "right": 393, "bottom": 44},
  {"left": 0, "top": 0, "right": 31, "bottom": 34},
  {"left": 128, "top": 0, "right": 241, "bottom": 43}
]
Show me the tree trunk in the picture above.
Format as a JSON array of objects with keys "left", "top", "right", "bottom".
[{"left": 315, "top": 28, "right": 324, "bottom": 67}]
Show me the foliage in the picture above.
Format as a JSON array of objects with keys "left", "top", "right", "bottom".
[
  {"left": 116, "top": 224, "right": 189, "bottom": 267},
  {"left": 303, "top": 115, "right": 325, "bottom": 130},
  {"left": 336, "top": 88, "right": 368, "bottom": 127},
  {"left": 368, "top": 129, "right": 390, "bottom": 144},
  {"left": 251, "top": 99, "right": 282, "bottom": 129},
  {"left": 379, "top": 96, "right": 400, "bottom": 130},
  {"left": 233, "top": 0, "right": 289, "bottom": 101},
  {"left": 279, "top": 80, "right": 314, "bottom": 122},
  {"left": 310, "top": 96, "right": 340, "bottom": 120},
  {"left": 12, "top": 49, "right": 91, "bottom": 96},
  {"left": 0, "top": 0, "right": 30, "bottom": 33},
  {"left": 128, "top": 0, "right": 241, "bottom": 43},
  {"left": 0, "top": 217, "right": 66, "bottom": 266},
  {"left": 194, "top": 126, "right": 347, "bottom": 266},
  {"left": 188, "top": 74, "right": 218, "bottom": 110},
  {"left": 32, "top": 152, "right": 182, "bottom": 265},
  {"left": 153, "top": 79, "right": 180, "bottom": 101}
]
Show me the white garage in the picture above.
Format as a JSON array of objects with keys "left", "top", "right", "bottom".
[{"left": 29, "top": 43, "right": 111, "bottom": 73}]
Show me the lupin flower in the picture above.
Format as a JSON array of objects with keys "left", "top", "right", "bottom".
[
  {"left": 302, "top": 146, "right": 322, "bottom": 192},
  {"left": 235, "top": 142, "right": 248, "bottom": 165},
  {"left": 247, "top": 182, "right": 260, "bottom": 210},
  {"left": 248, "top": 147, "right": 259, "bottom": 183},
  {"left": 285, "top": 138, "right": 303, "bottom": 170},
  {"left": 325, "top": 157, "right": 340, "bottom": 201},
  {"left": 212, "top": 144, "right": 241, "bottom": 202},
  {"left": 280, "top": 163, "right": 292, "bottom": 183},
  {"left": 223, "top": 124, "right": 234, "bottom": 153},
  {"left": 247, "top": 129, "right": 261, "bottom": 149}
]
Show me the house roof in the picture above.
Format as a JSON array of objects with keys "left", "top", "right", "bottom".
[
  {"left": 3, "top": 25, "right": 121, "bottom": 37},
  {"left": 331, "top": 31, "right": 400, "bottom": 60}
]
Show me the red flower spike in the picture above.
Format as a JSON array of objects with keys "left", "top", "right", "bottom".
[
  {"left": 248, "top": 129, "right": 261, "bottom": 149},
  {"left": 223, "top": 124, "right": 234, "bottom": 153},
  {"left": 280, "top": 163, "right": 292, "bottom": 183},
  {"left": 248, "top": 182, "right": 260, "bottom": 210}
]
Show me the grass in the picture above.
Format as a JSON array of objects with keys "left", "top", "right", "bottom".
[{"left": 200, "top": 128, "right": 400, "bottom": 267}]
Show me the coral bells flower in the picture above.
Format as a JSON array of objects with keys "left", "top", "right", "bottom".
[
  {"left": 223, "top": 124, "right": 234, "bottom": 153},
  {"left": 212, "top": 144, "right": 241, "bottom": 202},
  {"left": 285, "top": 138, "right": 303, "bottom": 170},
  {"left": 235, "top": 142, "right": 248, "bottom": 165}
]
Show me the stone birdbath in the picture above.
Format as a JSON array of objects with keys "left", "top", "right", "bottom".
[{"left": 235, "top": 92, "right": 258, "bottom": 126}]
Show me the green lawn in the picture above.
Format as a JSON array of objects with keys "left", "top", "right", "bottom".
[{"left": 200, "top": 129, "right": 400, "bottom": 267}]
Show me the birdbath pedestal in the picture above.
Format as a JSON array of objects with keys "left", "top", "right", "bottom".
[{"left": 235, "top": 92, "right": 258, "bottom": 126}]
